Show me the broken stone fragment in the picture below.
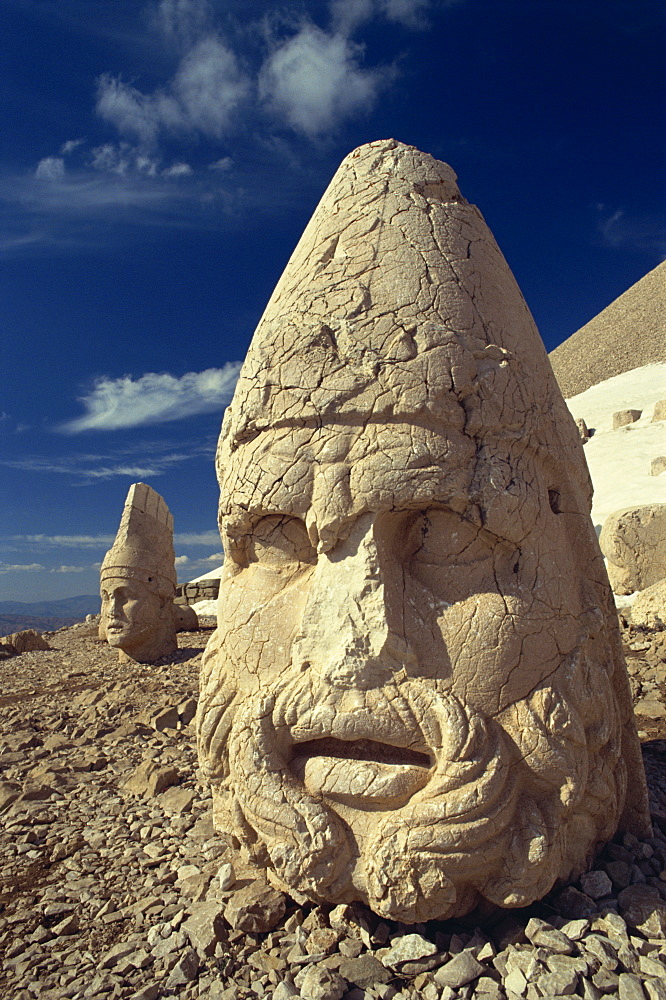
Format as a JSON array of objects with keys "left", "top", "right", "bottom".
[
  {"left": 618, "top": 883, "right": 666, "bottom": 937},
  {"left": 182, "top": 901, "right": 226, "bottom": 957},
  {"left": 166, "top": 947, "right": 199, "bottom": 987},
  {"left": 293, "top": 964, "right": 347, "bottom": 1000},
  {"left": 579, "top": 870, "right": 613, "bottom": 900},
  {"left": 575, "top": 417, "right": 590, "bottom": 441},
  {"left": 651, "top": 456, "right": 666, "bottom": 476},
  {"left": 652, "top": 400, "right": 666, "bottom": 421},
  {"left": 0, "top": 781, "right": 21, "bottom": 812},
  {"left": 159, "top": 785, "right": 195, "bottom": 815},
  {"left": 121, "top": 760, "right": 179, "bottom": 797},
  {"left": 223, "top": 879, "right": 287, "bottom": 933},
  {"left": 631, "top": 579, "right": 666, "bottom": 629},
  {"left": 613, "top": 408, "right": 642, "bottom": 429},
  {"left": 178, "top": 697, "right": 197, "bottom": 725},
  {"left": 524, "top": 917, "right": 574, "bottom": 954},
  {"left": 434, "top": 951, "right": 486, "bottom": 988},
  {"left": 0, "top": 629, "right": 50, "bottom": 658}
]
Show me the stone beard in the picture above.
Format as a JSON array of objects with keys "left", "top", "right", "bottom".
[{"left": 197, "top": 141, "right": 649, "bottom": 921}]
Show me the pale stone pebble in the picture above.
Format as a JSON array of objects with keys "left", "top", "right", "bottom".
[
  {"left": 381, "top": 932, "right": 438, "bottom": 968},
  {"left": 434, "top": 950, "right": 486, "bottom": 987},
  {"left": 218, "top": 861, "right": 236, "bottom": 890}
]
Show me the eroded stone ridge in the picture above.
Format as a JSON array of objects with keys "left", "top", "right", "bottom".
[
  {"left": 100, "top": 482, "right": 179, "bottom": 663},
  {"left": 198, "top": 139, "right": 651, "bottom": 922}
]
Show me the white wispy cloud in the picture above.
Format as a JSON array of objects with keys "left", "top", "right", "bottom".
[
  {"left": 0, "top": 562, "right": 45, "bottom": 575},
  {"left": 0, "top": 456, "right": 166, "bottom": 480},
  {"left": 175, "top": 550, "right": 224, "bottom": 578},
  {"left": 58, "top": 364, "right": 241, "bottom": 433},
  {"left": 50, "top": 565, "right": 87, "bottom": 574},
  {"left": 60, "top": 138, "right": 85, "bottom": 156},
  {"left": 598, "top": 208, "right": 666, "bottom": 254},
  {"left": 162, "top": 162, "right": 192, "bottom": 177},
  {"left": 35, "top": 157, "right": 66, "bottom": 181},
  {"left": 259, "top": 24, "right": 390, "bottom": 137},
  {"left": 3, "top": 0, "right": 443, "bottom": 253},
  {"left": 155, "top": 0, "right": 213, "bottom": 49},
  {"left": 174, "top": 532, "right": 220, "bottom": 546},
  {"left": 10, "top": 535, "right": 115, "bottom": 548},
  {"left": 208, "top": 156, "right": 233, "bottom": 172},
  {"left": 381, "top": 0, "right": 432, "bottom": 28},
  {"left": 3, "top": 531, "right": 219, "bottom": 549},
  {"left": 96, "top": 35, "right": 250, "bottom": 146},
  {"left": 330, "top": 0, "right": 432, "bottom": 34},
  {"left": 0, "top": 438, "right": 217, "bottom": 484},
  {"left": 175, "top": 554, "right": 190, "bottom": 565}
]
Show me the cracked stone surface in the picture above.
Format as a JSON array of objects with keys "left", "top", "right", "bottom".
[
  {"left": 0, "top": 616, "right": 665, "bottom": 999},
  {"left": 599, "top": 504, "right": 666, "bottom": 596},
  {"left": 197, "top": 139, "right": 651, "bottom": 922},
  {"left": 100, "top": 483, "right": 181, "bottom": 664}
]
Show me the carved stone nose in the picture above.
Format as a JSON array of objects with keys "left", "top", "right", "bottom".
[{"left": 292, "top": 513, "right": 413, "bottom": 687}]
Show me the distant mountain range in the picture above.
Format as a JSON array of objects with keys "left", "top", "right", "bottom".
[{"left": 0, "top": 595, "right": 100, "bottom": 635}]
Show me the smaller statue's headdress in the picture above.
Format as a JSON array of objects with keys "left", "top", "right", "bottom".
[{"left": 101, "top": 483, "right": 176, "bottom": 598}]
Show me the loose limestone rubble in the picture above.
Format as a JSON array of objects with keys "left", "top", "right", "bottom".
[
  {"left": 0, "top": 617, "right": 665, "bottom": 999},
  {"left": 198, "top": 139, "right": 651, "bottom": 922},
  {"left": 100, "top": 483, "right": 197, "bottom": 664}
]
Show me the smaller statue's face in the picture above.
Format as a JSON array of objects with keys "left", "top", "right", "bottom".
[{"left": 100, "top": 577, "right": 162, "bottom": 653}]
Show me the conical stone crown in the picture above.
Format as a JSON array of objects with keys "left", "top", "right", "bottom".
[{"left": 101, "top": 482, "right": 176, "bottom": 598}]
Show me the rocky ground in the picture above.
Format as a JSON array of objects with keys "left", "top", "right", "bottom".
[{"left": 0, "top": 618, "right": 665, "bottom": 1000}]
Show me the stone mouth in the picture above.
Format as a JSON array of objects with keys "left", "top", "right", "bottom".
[
  {"left": 289, "top": 738, "right": 433, "bottom": 808},
  {"left": 292, "top": 737, "right": 431, "bottom": 768}
]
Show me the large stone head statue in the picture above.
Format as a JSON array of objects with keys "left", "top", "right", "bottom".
[
  {"left": 100, "top": 483, "right": 178, "bottom": 663},
  {"left": 198, "top": 140, "right": 651, "bottom": 922}
]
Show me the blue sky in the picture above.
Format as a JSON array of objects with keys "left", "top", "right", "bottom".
[{"left": 1, "top": 0, "right": 664, "bottom": 602}]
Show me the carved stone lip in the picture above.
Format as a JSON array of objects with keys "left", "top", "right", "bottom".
[
  {"left": 288, "top": 738, "right": 433, "bottom": 806},
  {"left": 285, "top": 706, "right": 434, "bottom": 758}
]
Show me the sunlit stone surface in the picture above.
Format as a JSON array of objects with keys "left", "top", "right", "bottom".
[
  {"left": 198, "top": 140, "right": 651, "bottom": 922},
  {"left": 100, "top": 482, "right": 178, "bottom": 663}
]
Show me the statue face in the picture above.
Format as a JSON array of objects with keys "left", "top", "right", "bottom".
[
  {"left": 199, "top": 421, "right": 628, "bottom": 921},
  {"left": 100, "top": 577, "right": 165, "bottom": 658}
]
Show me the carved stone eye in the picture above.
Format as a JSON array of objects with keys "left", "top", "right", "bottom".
[{"left": 247, "top": 515, "right": 316, "bottom": 572}]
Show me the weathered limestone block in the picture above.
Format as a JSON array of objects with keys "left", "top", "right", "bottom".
[
  {"left": 0, "top": 629, "right": 50, "bottom": 658},
  {"left": 100, "top": 483, "right": 178, "bottom": 663},
  {"left": 651, "top": 456, "right": 666, "bottom": 476},
  {"left": 613, "top": 409, "right": 642, "bottom": 429},
  {"left": 631, "top": 579, "right": 666, "bottom": 629},
  {"left": 599, "top": 504, "right": 666, "bottom": 595},
  {"left": 198, "top": 139, "right": 651, "bottom": 923},
  {"left": 175, "top": 578, "right": 220, "bottom": 604},
  {"left": 652, "top": 400, "right": 666, "bottom": 422}
]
